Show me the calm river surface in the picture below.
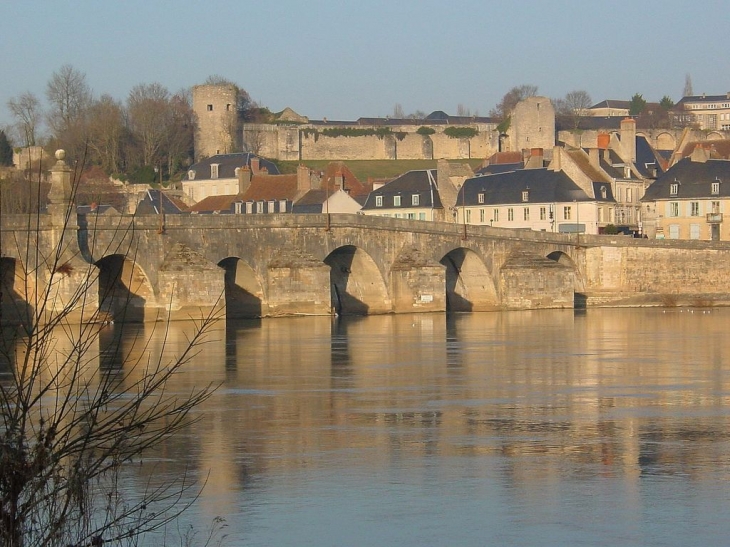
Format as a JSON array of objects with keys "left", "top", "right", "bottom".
[{"left": 80, "top": 309, "right": 730, "bottom": 545}]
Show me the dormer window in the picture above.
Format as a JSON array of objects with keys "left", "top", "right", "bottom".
[
  {"left": 187, "top": 170, "right": 196, "bottom": 180},
  {"left": 375, "top": 195, "right": 383, "bottom": 207},
  {"left": 394, "top": 195, "right": 401, "bottom": 207},
  {"left": 712, "top": 181, "right": 720, "bottom": 195},
  {"left": 522, "top": 190, "right": 529, "bottom": 202},
  {"left": 601, "top": 186, "right": 607, "bottom": 199},
  {"left": 670, "top": 183, "right": 678, "bottom": 196},
  {"left": 478, "top": 193, "right": 485, "bottom": 204},
  {"left": 411, "top": 194, "right": 420, "bottom": 206},
  {"left": 211, "top": 164, "right": 219, "bottom": 179}
]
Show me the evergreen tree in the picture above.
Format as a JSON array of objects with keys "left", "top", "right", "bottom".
[
  {"left": 629, "top": 93, "right": 647, "bottom": 116},
  {"left": 0, "top": 130, "right": 12, "bottom": 166}
]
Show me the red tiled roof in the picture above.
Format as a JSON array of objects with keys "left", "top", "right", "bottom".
[
  {"left": 241, "top": 174, "right": 299, "bottom": 201},
  {"left": 188, "top": 194, "right": 242, "bottom": 213}
]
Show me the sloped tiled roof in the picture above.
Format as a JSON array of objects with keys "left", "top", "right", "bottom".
[
  {"left": 565, "top": 149, "right": 612, "bottom": 183},
  {"left": 187, "top": 193, "right": 242, "bottom": 213},
  {"left": 185, "top": 153, "right": 279, "bottom": 181},
  {"left": 136, "top": 189, "right": 189, "bottom": 215},
  {"left": 679, "top": 140, "right": 730, "bottom": 160},
  {"left": 476, "top": 162, "right": 524, "bottom": 175},
  {"left": 361, "top": 170, "right": 442, "bottom": 210},
  {"left": 240, "top": 174, "right": 299, "bottom": 201},
  {"left": 642, "top": 158, "right": 730, "bottom": 201},
  {"left": 319, "top": 162, "right": 371, "bottom": 197},
  {"left": 460, "top": 169, "right": 594, "bottom": 206}
]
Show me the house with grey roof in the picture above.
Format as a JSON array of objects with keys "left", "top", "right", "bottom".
[
  {"left": 181, "top": 153, "right": 279, "bottom": 203},
  {"left": 360, "top": 169, "right": 444, "bottom": 221},
  {"left": 641, "top": 147, "right": 730, "bottom": 240}
]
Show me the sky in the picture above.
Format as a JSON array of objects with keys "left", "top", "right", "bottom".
[{"left": 2, "top": 0, "right": 729, "bottom": 135}]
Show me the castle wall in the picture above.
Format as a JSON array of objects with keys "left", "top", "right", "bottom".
[{"left": 244, "top": 123, "right": 502, "bottom": 161}]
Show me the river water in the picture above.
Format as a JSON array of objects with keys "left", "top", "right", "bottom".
[{"left": 14, "top": 308, "right": 730, "bottom": 546}]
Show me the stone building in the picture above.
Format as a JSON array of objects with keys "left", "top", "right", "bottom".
[
  {"left": 672, "top": 93, "right": 730, "bottom": 131},
  {"left": 641, "top": 147, "right": 730, "bottom": 240},
  {"left": 192, "top": 84, "right": 242, "bottom": 161}
]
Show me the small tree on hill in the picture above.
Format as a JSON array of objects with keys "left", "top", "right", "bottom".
[
  {"left": 0, "top": 130, "right": 13, "bottom": 166},
  {"left": 629, "top": 93, "right": 647, "bottom": 116}
]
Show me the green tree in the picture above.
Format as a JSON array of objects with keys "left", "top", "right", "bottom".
[
  {"left": 0, "top": 130, "right": 13, "bottom": 166},
  {"left": 659, "top": 96, "right": 675, "bottom": 110},
  {"left": 629, "top": 93, "right": 647, "bottom": 116}
]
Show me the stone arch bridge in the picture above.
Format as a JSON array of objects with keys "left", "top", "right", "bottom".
[{"left": 3, "top": 212, "right": 730, "bottom": 323}]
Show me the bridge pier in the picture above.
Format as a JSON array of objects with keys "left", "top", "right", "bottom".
[
  {"left": 499, "top": 251, "right": 575, "bottom": 310},
  {"left": 390, "top": 247, "right": 446, "bottom": 313},
  {"left": 267, "top": 250, "right": 332, "bottom": 316}
]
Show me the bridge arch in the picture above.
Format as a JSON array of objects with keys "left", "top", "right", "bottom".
[
  {"left": 547, "top": 250, "right": 585, "bottom": 295},
  {"left": 325, "top": 245, "right": 391, "bottom": 315},
  {"left": 95, "top": 254, "right": 155, "bottom": 322},
  {"left": 218, "top": 257, "right": 265, "bottom": 318},
  {"left": 440, "top": 247, "right": 498, "bottom": 312}
]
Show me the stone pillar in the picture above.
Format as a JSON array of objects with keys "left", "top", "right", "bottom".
[
  {"left": 266, "top": 248, "right": 331, "bottom": 316},
  {"left": 47, "top": 149, "right": 73, "bottom": 219},
  {"left": 389, "top": 247, "right": 446, "bottom": 313}
]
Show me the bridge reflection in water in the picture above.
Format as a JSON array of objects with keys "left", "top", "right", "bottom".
[{"left": 4, "top": 309, "right": 724, "bottom": 546}]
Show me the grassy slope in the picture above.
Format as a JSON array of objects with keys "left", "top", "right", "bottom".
[{"left": 275, "top": 159, "right": 484, "bottom": 181}]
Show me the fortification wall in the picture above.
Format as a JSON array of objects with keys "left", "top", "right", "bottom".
[{"left": 244, "top": 123, "right": 501, "bottom": 161}]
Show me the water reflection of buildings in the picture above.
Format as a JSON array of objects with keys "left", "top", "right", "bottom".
[{"left": 88, "top": 310, "right": 730, "bottom": 524}]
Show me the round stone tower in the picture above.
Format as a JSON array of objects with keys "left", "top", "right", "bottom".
[{"left": 192, "top": 84, "right": 241, "bottom": 160}]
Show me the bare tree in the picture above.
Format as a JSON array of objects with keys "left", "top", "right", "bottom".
[
  {"left": 85, "top": 94, "right": 128, "bottom": 175},
  {"left": 0, "top": 153, "right": 219, "bottom": 547},
  {"left": 456, "top": 104, "right": 472, "bottom": 117},
  {"left": 7, "top": 92, "right": 42, "bottom": 147},
  {"left": 46, "top": 65, "right": 93, "bottom": 163},
  {"left": 127, "top": 83, "right": 171, "bottom": 167},
  {"left": 490, "top": 84, "right": 539, "bottom": 121},
  {"left": 392, "top": 103, "right": 405, "bottom": 119},
  {"left": 555, "top": 90, "right": 592, "bottom": 130}
]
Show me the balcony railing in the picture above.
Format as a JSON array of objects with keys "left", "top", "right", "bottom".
[{"left": 706, "top": 212, "right": 723, "bottom": 223}]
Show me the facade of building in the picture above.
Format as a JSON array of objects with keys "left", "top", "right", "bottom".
[
  {"left": 672, "top": 93, "right": 730, "bottom": 131},
  {"left": 360, "top": 170, "right": 445, "bottom": 221},
  {"left": 181, "top": 153, "right": 279, "bottom": 203},
  {"left": 641, "top": 148, "right": 730, "bottom": 240}
]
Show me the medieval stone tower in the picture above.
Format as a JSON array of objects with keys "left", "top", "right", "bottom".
[
  {"left": 510, "top": 96, "right": 555, "bottom": 153},
  {"left": 192, "top": 84, "right": 241, "bottom": 160}
]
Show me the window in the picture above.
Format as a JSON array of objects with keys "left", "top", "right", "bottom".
[
  {"left": 690, "top": 202, "right": 700, "bottom": 216},
  {"left": 626, "top": 188, "right": 633, "bottom": 203},
  {"left": 690, "top": 224, "right": 700, "bottom": 240},
  {"left": 187, "top": 170, "right": 196, "bottom": 180},
  {"left": 256, "top": 201, "right": 264, "bottom": 214},
  {"left": 522, "top": 190, "right": 529, "bottom": 202},
  {"left": 670, "top": 183, "right": 678, "bottom": 196},
  {"left": 598, "top": 208, "right": 603, "bottom": 222},
  {"left": 407, "top": 213, "right": 415, "bottom": 219},
  {"left": 508, "top": 208, "right": 514, "bottom": 221},
  {"left": 207, "top": 104, "right": 213, "bottom": 111},
  {"left": 419, "top": 213, "right": 426, "bottom": 220},
  {"left": 376, "top": 195, "right": 383, "bottom": 207},
  {"left": 480, "top": 209, "right": 485, "bottom": 223},
  {"left": 280, "top": 200, "right": 287, "bottom": 212},
  {"left": 493, "top": 209, "right": 499, "bottom": 222},
  {"left": 563, "top": 206, "right": 572, "bottom": 220},
  {"left": 712, "top": 201, "right": 721, "bottom": 213},
  {"left": 394, "top": 195, "right": 401, "bottom": 207},
  {"left": 478, "top": 193, "right": 485, "bottom": 204},
  {"left": 210, "top": 164, "right": 219, "bottom": 179},
  {"left": 540, "top": 207, "right": 546, "bottom": 220},
  {"left": 617, "top": 187, "right": 622, "bottom": 202},
  {"left": 226, "top": 103, "right": 231, "bottom": 111},
  {"left": 246, "top": 202, "right": 253, "bottom": 214},
  {"left": 712, "top": 182, "right": 720, "bottom": 195},
  {"left": 601, "top": 186, "right": 607, "bottom": 199},
  {"left": 523, "top": 207, "right": 530, "bottom": 221},
  {"left": 234, "top": 202, "right": 242, "bottom": 214},
  {"left": 669, "top": 202, "right": 679, "bottom": 217},
  {"left": 411, "top": 194, "right": 420, "bottom": 206},
  {"left": 669, "top": 224, "right": 680, "bottom": 239},
  {"left": 466, "top": 210, "right": 472, "bottom": 223}
]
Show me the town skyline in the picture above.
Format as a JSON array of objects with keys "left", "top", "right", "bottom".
[{"left": 3, "top": 0, "right": 729, "bottom": 130}]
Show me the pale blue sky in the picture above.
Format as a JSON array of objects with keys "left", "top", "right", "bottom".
[{"left": 2, "top": 0, "right": 729, "bottom": 132}]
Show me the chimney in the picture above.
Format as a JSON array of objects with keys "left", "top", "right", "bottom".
[
  {"left": 588, "top": 148, "right": 600, "bottom": 169},
  {"left": 334, "top": 171, "right": 344, "bottom": 191},
  {"left": 525, "top": 147, "right": 544, "bottom": 169},
  {"left": 237, "top": 166, "right": 252, "bottom": 194},
  {"left": 548, "top": 146, "right": 562, "bottom": 171},
  {"left": 690, "top": 144, "right": 709, "bottom": 163},
  {"left": 597, "top": 133, "right": 610, "bottom": 150},
  {"left": 620, "top": 118, "right": 636, "bottom": 163},
  {"left": 297, "top": 164, "right": 311, "bottom": 192},
  {"left": 250, "top": 156, "right": 260, "bottom": 174}
]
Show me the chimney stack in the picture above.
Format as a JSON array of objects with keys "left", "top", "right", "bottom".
[
  {"left": 250, "top": 156, "right": 260, "bottom": 174},
  {"left": 297, "top": 164, "right": 311, "bottom": 192},
  {"left": 620, "top": 118, "right": 636, "bottom": 163},
  {"left": 237, "top": 166, "right": 252, "bottom": 194},
  {"left": 588, "top": 148, "right": 600, "bottom": 168}
]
